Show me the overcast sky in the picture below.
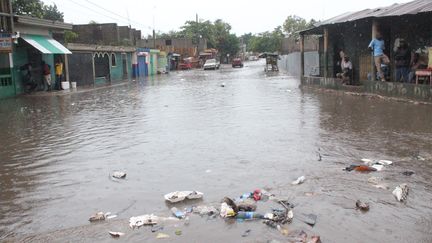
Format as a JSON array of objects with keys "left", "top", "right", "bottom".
[{"left": 45, "top": 0, "right": 412, "bottom": 36}]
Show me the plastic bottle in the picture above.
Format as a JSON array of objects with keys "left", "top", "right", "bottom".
[
  {"left": 171, "top": 207, "right": 185, "bottom": 219},
  {"left": 235, "top": 212, "right": 264, "bottom": 220}
]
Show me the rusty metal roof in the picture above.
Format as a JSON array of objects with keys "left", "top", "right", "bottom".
[{"left": 302, "top": 0, "right": 432, "bottom": 33}]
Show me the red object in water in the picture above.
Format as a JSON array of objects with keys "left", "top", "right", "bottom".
[
  {"left": 354, "top": 165, "right": 377, "bottom": 172},
  {"left": 253, "top": 189, "right": 262, "bottom": 201}
]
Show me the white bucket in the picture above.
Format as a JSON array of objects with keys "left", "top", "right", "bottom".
[
  {"left": 71, "top": 82, "right": 77, "bottom": 89},
  {"left": 61, "top": 81, "right": 70, "bottom": 90}
]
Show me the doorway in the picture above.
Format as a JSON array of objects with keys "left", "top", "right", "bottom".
[{"left": 122, "top": 53, "right": 128, "bottom": 80}]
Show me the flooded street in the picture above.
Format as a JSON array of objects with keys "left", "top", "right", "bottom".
[{"left": 1, "top": 61, "right": 432, "bottom": 242}]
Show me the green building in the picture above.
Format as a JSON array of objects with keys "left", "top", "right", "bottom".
[
  {"left": 1, "top": 15, "right": 72, "bottom": 99},
  {"left": 66, "top": 43, "right": 134, "bottom": 87},
  {"left": 0, "top": 0, "right": 14, "bottom": 99}
]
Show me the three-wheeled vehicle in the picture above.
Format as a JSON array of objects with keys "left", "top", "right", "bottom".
[{"left": 258, "top": 53, "right": 279, "bottom": 72}]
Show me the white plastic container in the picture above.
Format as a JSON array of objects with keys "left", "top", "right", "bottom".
[
  {"left": 61, "top": 81, "right": 70, "bottom": 90},
  {"left": 70, "top": 82, "right": 77, "bottom": 89}
]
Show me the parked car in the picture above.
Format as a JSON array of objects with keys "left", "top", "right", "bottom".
[
  {"left": 179, "top": 60, "right": 192, "bottom": 70},
  {"left": 232, "top": 58, "right": 244, "bottom": 68},
  {"left": 203, "top": 59, "right": 220, "bottom": 70}
]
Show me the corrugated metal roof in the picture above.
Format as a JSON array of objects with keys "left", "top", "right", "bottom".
[{"left": 314, "top": 0, "right": 432, "bottom": 27}]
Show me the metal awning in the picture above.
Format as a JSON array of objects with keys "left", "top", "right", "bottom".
[{"left": 21, "top": 34, "right": 72, "bottom": 54}]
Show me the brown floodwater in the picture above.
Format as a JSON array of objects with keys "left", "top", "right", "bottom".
[{"left": 1, "top": 61, "right": 432, "bottom": 243}]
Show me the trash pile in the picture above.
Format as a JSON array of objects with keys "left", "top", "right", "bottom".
[
  {"left": 89, "top": 187, "right": 322, "bottom": 240},
  {"left": 345, "top": 158, "right": 411, "bottom": 205}
]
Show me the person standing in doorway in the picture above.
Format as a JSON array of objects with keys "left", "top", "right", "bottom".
[
  {"left": 55, "top": 59, "right": 63, "bottom": 90},
  {"left": 368, "top": 31, "right": 390, "bottom": 82},
  {"left": 42, "top": 61, "right": 52, "bottom": 91},
  {"left": 394, "top": 39, "right": 412, "bottom": 83}
]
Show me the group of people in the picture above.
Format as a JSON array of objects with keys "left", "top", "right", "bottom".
[
  {"left": 368, "top": 31, "right": 427, "bottom": 83},
  {"left": 336, "top": 30, "right": 427, "bottom": 84},
  {"left": 21, "top": 59, "right": 64, "bottom": 93}
]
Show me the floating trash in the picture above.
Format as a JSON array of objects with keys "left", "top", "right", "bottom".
[
  {"left": 112, "top": 171, "right": 127, "bottom": 179},
  {"left": 156, "top": 233, "right": 170, "bottom": 239},
  {"left": 292, "top": 176, "right": 306, "bottom": 185},
  {"left": 89, "top": 212, "right": 106, "bottom": 222},
  {"left": 393, "top": 184, "right": 409, "bottom": 202},
  {"left": 164, "top": 191, "right": 203, "bottom": 203},
  {"left": 402, "top": 171, "right": 415, "bottom": 176},
  {"left": 171, "top": 207, "right": 185, "bottom": 219},
  {"left": 108, "top": 231, "right": 125, "bottom": 238},
  {"left": 129, "top": 214, "right": 159, "bottom": 228},
  {"left": 193, "top": 205, "right": 218, "bottom": 216},
  {"left": 242, "top": 229, "right": 251, "bottom": 237},
  {"left": 356, "top": 200, "right": 370, "bottom": 211}
]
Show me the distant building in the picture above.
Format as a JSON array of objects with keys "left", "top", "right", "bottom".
[
  {"left": 137, "top": 37, "right": 207, "bottom": 58},
  {"left": 72, "top": 23, "right": 141, "bottom": 46}
]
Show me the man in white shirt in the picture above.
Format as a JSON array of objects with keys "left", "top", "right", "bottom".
[{"left": 336, "top": 56, "right": 353, "bottom": 84}]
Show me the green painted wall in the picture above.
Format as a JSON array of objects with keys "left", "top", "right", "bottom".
[
  {"left": 0, "top": 53, "right": 14, "bottom": 99},
  {"left": 12, "top": 47, "right": 29, "bottom": 95},
  {"left": 110, "top": 53, "right": 122, "bottom": 82},
  {"left": 110, "top": 52, "right": 132, "bottom": 82},
  {"left": 95, "top": 77, "right": 108, "bottom": 85}
]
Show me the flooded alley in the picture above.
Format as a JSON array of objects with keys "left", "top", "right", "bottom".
[{"left": 1, "top": 61, "right": 432, "bottom": 242}]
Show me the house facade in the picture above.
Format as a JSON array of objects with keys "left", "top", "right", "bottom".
[{"left": 0, "top": 0, "right": 14, "bottom": 99}]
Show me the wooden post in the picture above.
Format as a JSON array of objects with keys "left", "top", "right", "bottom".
[
  {"left": 300, "top": 34, "right": 305, "bottom": 78},
  {"left": 323, "top": 27, "right": 329, "bottom": 78},
  {"left": 371, "top": 20, "right": 378, "bottom": 79},
  {"left": 64, "top": 54, "right": 70, "bottom": 82}
]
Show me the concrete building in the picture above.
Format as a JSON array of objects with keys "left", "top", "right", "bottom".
[
  {"left": 0, "top": 0, "right": 14, "bottom": 99},
  {"left": 72, "top": 23, "right": 141, "bottom": 46},
  {"left": 137, "top": 37, "right": 207, "bottom": 58},
  {"left": 66, "top": 43, "right": 134, "bottom": 87},
  {"left": 8, "top": 15, "right": 72, "bottom": 98},
  {"left": 299, "top": 0, "right": 432, "bottom": 101}
]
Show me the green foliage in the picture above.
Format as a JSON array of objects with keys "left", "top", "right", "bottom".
[
  {"left": 12, "top": 0, "right": 64, "bottom": 22},
  {"left": 283, "top": 15, "right": 316, "bottom": 39},
  {"left": 89, "top": 20, "right": 98, "bottom": 24},
  {"left": 43, "top": 4, "right": 64, "bottom": 22},
  {"left": 64, "top": 31, "right": 78, "bottom": 43},
  {"left": 178, "top": 19, "right": 240, "bottom": 57},
  {"left": 248, "top": 26, "right": 285, "bottom": 53}
]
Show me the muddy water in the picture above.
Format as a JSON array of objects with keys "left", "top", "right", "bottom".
[{"left": 1, "top": 61, "right": 432, "bottom": 242}]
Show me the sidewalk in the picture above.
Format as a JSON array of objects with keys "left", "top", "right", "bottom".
[{"left": 22, "top": 80, "right": 131, "bottom": 97}]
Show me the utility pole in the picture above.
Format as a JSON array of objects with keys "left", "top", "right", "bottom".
[
  {"left": 8, "top": 0, "right": 13, "bottom": 32},
  {"left": 152, "top": 5, "right": 156, "bottom": 49}
]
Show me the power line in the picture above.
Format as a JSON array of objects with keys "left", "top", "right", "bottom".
[
  {"left": 67, "top": 0, "right": 152, "bottom": 31},
  {"left": 82, "top": 0, "right": 152, "bottom": 29}
]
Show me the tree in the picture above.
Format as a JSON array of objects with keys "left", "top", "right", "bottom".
[
  {"left": 180, "top": 20, "right": 215, "bottom": 47},
  {"left": 64, "top": 30, "right": 78, "bottom": 43},
  {"left": 282, "top": 15, "right": 315, "bottom": 39},
  {"left": 43, "top": 4, "right": 64, "bottom": 22},
  {"left": 217, "top": 33, "right": 240, "bottom": 58},
  {"left": 12, "top": 0, "right": 64, "bottom": 22},
  {"left": 248, "top": 26, "right": 284, "bottom": 53},
  {"left": 12, "top": 0, "right": 44, "bottom": 18}
]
